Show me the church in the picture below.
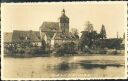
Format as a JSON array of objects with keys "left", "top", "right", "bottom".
[
  {"left": 39, "top": 9, "right": 79, "bottom": 48},
  {"left": 4, "top": 9, "right": 79, "bottom": 50}
]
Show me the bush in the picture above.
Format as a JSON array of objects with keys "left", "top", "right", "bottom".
[
  {"left": 55, "top": 42, "right": 77, "bottom": 55},
  {"left": 27, "top": 47, "right": 48, "bottom": 55},
  {"left": 4, "top": 42, "right": 48, "bottom": 56}
]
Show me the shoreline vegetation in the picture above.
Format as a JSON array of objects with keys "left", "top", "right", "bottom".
[
  {"left": 4, "top": 49, "right": 124, "bottom": 58},
  {"left": 4, "top": 39, "right": 124, "bottom": 58},
  {"left": 4, "top": 54, "right": 124, "bottom": 58},
  {"left": 4, "top": 38, "right": 124, "bottom": 58}
]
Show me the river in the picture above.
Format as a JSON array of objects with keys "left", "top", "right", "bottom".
[{"left": 3, "top": 55, "right": 125, "bottom": 78}]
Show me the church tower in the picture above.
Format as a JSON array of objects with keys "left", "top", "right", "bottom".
[{"left": 59, "top": 9, "right": 69, "bottom": 33}]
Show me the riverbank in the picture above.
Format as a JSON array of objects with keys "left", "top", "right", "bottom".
[
  {"left": 4, "top": 52, "right": 124, "bottom": 58},
  {"left": 4, "top": 48, "right": 124, "bottom": 58}
]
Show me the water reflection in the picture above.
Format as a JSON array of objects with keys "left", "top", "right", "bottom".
[
  {"left": 52, "top": 60, "right": 123, "bottom": 72},
  {"left": 80, "top": 63, "right": 123, "bottom": 69},
  {"left": 56, "top": 61, "right": 70, "bottom": 71}
]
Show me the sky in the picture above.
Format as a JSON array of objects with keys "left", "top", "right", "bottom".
[{"left": 1, "top": 2, "right": 127, "bottom": 38}]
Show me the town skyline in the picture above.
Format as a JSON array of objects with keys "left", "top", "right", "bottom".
[
  {"left": 2, "top": 2, "right": 126, "bottom": 38},
  {"left": 2, "top": 2, "right": 126, "bottom": 79}
]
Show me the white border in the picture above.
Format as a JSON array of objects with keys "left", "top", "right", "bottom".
[{"left": 1, "top": 1, "right": 127, "bottom": 80}]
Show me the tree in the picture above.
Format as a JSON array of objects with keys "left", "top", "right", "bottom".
[
  {"left": 105, "top": 38, "right": 122, "bottom": 50},
  {"left": 55, "top": 42, "right": 77, "bottom": 55},
  {"left": 41, "top": 39, "right": 46, "bottom": 50},
  {"left": 100, "top": 24, "right": 106, "bottom": 39},
  {"left": 84, "top": 21, "right": 94, "bottom": 32},
  {"left": 79, "top": 21, "right": 102, "bottom": 51},
  {"left": 80, "top": 31, "right": 99, "bottom": 49},
  {"left": 70, "top": 28, "right": 79, "bottom": 39},
  {"left": 71, "top": 28, "right": 78, "bottom": 35}
]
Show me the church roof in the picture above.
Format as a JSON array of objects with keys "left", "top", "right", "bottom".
[
  {"left": 12, "top": 30, "right": 41, "bottom": 43},
  {"left": 4, "top": 32, "right": 13, "bottom": 43},
  {"left": 40, "top": 22, "right": 59, "bottom": 32}
]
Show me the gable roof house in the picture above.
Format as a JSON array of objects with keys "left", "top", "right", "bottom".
[{"left": 11, "top": 30, "right": 42, "bottom": 46}]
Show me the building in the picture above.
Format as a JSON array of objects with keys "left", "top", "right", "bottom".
[
  {"left": 11, "top": 30, "right": 42, "bottom": 46},
  {"left": 4, "top": 30, "right": 42, "bottom": 47},
  {"left": 40, "top": 9, "right": 79, "bottom": 48}
]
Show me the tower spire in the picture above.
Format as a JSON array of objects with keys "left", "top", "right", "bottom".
[{"left": 61, "top": 9, "right": 65, "bottom": 15}]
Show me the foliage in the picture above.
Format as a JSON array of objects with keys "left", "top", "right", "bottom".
[
  {"left": 100, "top": 24, "right": 107, "bottom": 39},
  {"left": 4, "top": 38, "right": 47, "bottom": 55},
  {"left": 79, "top": 21, "right": 123, "bottom": 52},
  {"left": 71, "top": 28, "right": 79, "bottom": 35},
  {"left": 55, "top": 42, "right": 77, "bottom": 55},
  {"left": 80, "top": 21, "right": 100, "bottom": 50},
  {"left": 84, "top": 21, "right": 94, "bottom": 32},
  {"left": 104, "top": 38, "right": 123, "bottom": 49},
  {"left": 80, "top": 30, "right": 100, "bottom": 50},
  {"left": 41, "top": 39, "right": 46, "bottom": 50},
  {"left": 29, "top": 47, "right": 49, "bottom": 55},
  {"left": 70, "top": 28, "right": 79, "bottom": 39}
]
